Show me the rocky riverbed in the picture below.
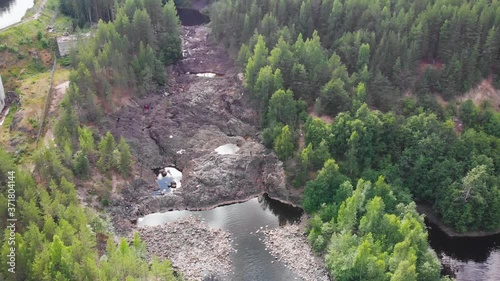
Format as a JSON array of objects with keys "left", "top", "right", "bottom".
[
  {"left": 263, "top": 224, "right": 330, "bottom": 281},
  {"left": 138, "top": 216, "right": 234, "bottom": 280},
  {"left": 106, "top": 23, "right": 302, "bottom": 232}
]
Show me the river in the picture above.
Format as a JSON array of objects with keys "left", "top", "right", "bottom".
[
  {"left": 0, "top": 0, "right": 34, "bottom": 29},
  {"left": 138, "top": 195, "right": 305, "bottom": 281},
  {"left": 138, "top": 195, "right": 500, "bottom": 281}
]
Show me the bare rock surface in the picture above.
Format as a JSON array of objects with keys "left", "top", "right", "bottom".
[
  {"left": 138, "top": 216, "right": 234, "bottom": 280},
  {"left": 107, "top": 24, "right": 302, "bottom": 222},
  {"left": 263, "top": 224, "right": 330, "bottom": 281}
]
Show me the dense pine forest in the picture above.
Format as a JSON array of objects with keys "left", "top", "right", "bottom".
[
  {"left": 208, "top": 0, "right": 500, "bottom": 279},
  {"left": 0, "top": 0, "right": 184, "bottom": 280},
  {"left": 61, "top": 0, "right": 182, "bottom": 122},
  {"left": 209, "top": 0, "right": 500, "bottom": 232},
  {"left": 212, "top": 0, "right": 500, "bottom": 102}
]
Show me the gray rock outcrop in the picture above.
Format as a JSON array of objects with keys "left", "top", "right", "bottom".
[{"left": 109, "top": 25, "right": 301, "bottom": 220}]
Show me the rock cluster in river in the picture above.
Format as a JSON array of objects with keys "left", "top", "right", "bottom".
[
  {"left": 138, "top": 216, "right": 234, "bottom": 280},
  {"left": 263, "top": 224, "right": 330, "bottom": 281}
]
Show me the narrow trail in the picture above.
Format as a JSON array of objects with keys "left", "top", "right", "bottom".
[{"left": 42, "top": 80, "right": 69, "bottom": 147}]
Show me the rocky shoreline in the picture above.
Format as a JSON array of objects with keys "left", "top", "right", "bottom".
[
  {"left": 138, "top": 216, "right": 235, "bottom": 280},
  {"left": 263, "top": 224, "right": 330, "bottom": 281}
]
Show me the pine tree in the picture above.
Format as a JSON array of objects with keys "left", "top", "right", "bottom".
[
  {"left": 45, "top": 235, "right": 74, "bottom": 280},
  {"left": 158, "top": 0, "right": 182, "bottom": 64},
  {"left": 132, "top": 9, "right": 155, "bottom": 51},
  {"left": 259, "top": 13, "right": 278, "bottom": 45},
  {"left": 304, "top": 117, "right": 330, "bottom": 148},
  {"left": 237, "top": 44, "right": 252, "bottom": 67},
  {"left": 73, "top": 151, "right": 90, "bottom": 179},
  {"left": 481, "top": 27, "right": 500, "bottom": 76},
  {"left": 98, "top": 132, "right": 117, "bottom": 173},
  {"left": 54, "top": 96, "right": 79, "bottom": 144},
  {"left": 357, "top": 43, "right": 370, "bottom": 71},
  {"left": 325, "top": 0, "right": 343, "bottom": 47},
  {"left": 277, "top": 0, "right": 287, "bottom": 24},
  {"left": 317, "top": 77, "right": 351, "bottom": 116},
  {"left": 143, "top": 0, "right": 163, "bottom": 27},
  {"left": 114, "top": 7, "right": 131, "bottom": 36},
  {"left": 268, "top": 37, "right": 295, "bottom": 84},
  {"left": 290, "top": 62, "right": 308, "bottom": 100},
  {"left": 78, "top": 126, "right": 95, "bottom": 156},
  {"left": 298, "top": 0, "right": 313, "bottom": 38},
  {"left": 268, "top": 89, "right": 297, "bottom": 126},
  {"left": 274, "top": 125, "right": 294, "bottom": 161},
  {"left": 117, "top": 137, "right": 133, "bottom": 177},
  {"left": 33, "top": 145, "right": 73, "bottom": 184},
  {"left": 254, "top": 66, "right": 275, "bottom": 108},
  {"left": 150, "top": 256, "right": 176, "bottom": 280},
  {"left": 245, "top": 35, "right": 268, "bottom": 94}
]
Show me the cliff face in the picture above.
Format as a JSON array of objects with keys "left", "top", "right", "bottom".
[{"left": 107, "top": 25, "right": 301, "bottom": 229}]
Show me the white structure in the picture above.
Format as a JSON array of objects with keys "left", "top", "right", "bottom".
[{"left": 0, "top": 74, "right": 5, "bottom": 113}]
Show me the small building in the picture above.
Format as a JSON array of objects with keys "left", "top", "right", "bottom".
[
  {"left": 56, "top": 33, "right": 91, "bottom": 57},
  {"left": 0, "top": 74, "right": 5, "bottom": 113}
]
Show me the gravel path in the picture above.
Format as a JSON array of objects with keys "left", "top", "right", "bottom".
[
  {"left": 263, "top": 224, "right": 331, "bottom": 281},
  {"left": 138, "top": 216, "right": 234, "bottom": 280}
]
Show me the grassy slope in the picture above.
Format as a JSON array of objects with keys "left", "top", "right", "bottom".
[{"left": 0, "top": 1, "right": 72, "bottom": 163}]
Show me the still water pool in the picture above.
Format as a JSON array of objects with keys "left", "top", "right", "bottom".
[
  {"left": 426, "top": 219, "right": 500, "bottom": 281},
  {"left": 138, "top": 195, "right": 305, "bottom": 280}
]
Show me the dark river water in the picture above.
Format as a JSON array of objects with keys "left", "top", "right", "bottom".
[
  {"left": 177, "top": 8, "right": 209, "bottom": 26},
  {"left": 138, "top": 195, "right": 500, "bottom": 281},
  {"left": 138, "top": 195, "right": 305, "bottom": 281},
  {"left": 426, "top": 219, "right": 500, "bottom": 281},
  {"left": 0, "top": 0, "right": 34, "bottom": 29}
]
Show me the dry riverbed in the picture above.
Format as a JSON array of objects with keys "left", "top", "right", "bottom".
[
  {"left": 138, "top": 216, "right": 235, "bottom": 280},
  {"left": 263, "top": 224, "right": 330, "bottom": 281}
]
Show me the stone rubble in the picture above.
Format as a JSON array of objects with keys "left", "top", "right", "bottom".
[
  {"left": 138, "top": 216, "right": 234, "bottom": 280},
  {"left": 263, "top": 224, "right": 331, "bottom": 281}
]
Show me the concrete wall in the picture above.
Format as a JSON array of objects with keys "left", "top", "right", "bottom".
[
  {"left": 0, "top": 74, "right": 5, "bottom": 113},
  {"left": 56, "top": 35, "right": 79, "bottom": 57},
  {"left": 56, "top": 33, "right": 91, "bottom": 57}
]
